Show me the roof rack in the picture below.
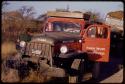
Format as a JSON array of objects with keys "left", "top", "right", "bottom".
[{"left": 47, "top": 11, "right": 83, "bottom": 19}]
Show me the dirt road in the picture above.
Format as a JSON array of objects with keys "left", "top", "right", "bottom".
[{"left": 100, "top": 69, "right": 123, "bottom": 83}]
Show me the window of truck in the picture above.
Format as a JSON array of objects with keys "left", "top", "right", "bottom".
[
  {"left": 87, "top": 27, "right": 96, "bottom": 38},
  {"left": 87, "top": 26, "right": 108, "bottom": 38},
  {"left": 48, "top": 21, "right": 81, "bottom": 34}
]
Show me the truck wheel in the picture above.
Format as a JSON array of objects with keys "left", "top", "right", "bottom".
[
  {"left": 69, "top": 59, "right": 85, "bottom": 83},
  {"left": 68, "top": 59, "right": 81, "bottom": 83},
  {"left": 78, "top": 59, "right": 85, "bottom": 82},
  {"left": 92, "top": 62, "right": 100, "bottom": 79}
]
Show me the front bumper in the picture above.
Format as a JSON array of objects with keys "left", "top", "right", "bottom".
[{"left": 59, "top": 52, "right": 87, "bottom": 59}]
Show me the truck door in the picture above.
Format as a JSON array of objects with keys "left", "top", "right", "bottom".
[{"left": 82, "top": 24, "right": 110, "bottom": 62}]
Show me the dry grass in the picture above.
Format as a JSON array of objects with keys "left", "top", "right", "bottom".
[
  {"left": 1, "top": 68, "right": 20, "bottom": 83},
  {"left": 1, "top": 41, "right": 52, "bottom": 83},
  {"left": 1, "top": 41, "right": 19, "bottom": 82},
  {"left": 1, "top": 41, "right": 17, "bottom": 60},
  {"left": 22, "top": 70, "right": 51, "bottom": 83}
]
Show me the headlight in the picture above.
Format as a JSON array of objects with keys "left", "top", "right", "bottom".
[
  {"left": 20, "top": 41, "right": 26, "bottom": 47},
  {"left": 60, "top": 45, "right": 68, "bottom": 54},
  {"left": 79, "top": 40, "right": 82, "bottom": 43}
]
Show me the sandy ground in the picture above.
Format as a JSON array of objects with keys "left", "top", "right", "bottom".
[
  {"left": 100, "top": 68, "right": 123, "bottom": 83},
  {"left": 97, "top": 57, "right": 123, "bottom": 83}
]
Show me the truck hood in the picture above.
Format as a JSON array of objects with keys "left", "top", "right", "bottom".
[
  {"left": 31, "top": 32, "right": 81, "bottom": 45},
  {"left": 43, "top": 32, "right": 81, "bottom": 41}
]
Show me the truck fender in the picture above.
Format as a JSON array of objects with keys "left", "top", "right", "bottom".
[{"left": 59, "top": 52, "right": 88, "bottom": 59}]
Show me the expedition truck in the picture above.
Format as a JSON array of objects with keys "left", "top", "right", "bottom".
[{"left": 7, "top": 10, "right": 111, "bottom": 83}]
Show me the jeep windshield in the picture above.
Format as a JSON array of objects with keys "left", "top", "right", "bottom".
[{"left": 51, "top": 21, "right": 81, "bottom": 34}]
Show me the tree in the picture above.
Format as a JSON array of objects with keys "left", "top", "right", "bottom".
[
  {"left": 2, "top": 5, "right": 37, "bottom": 31},
  {"left": 2, "top": 1, "right": 9, "bottom": 13},
  {"left": 2, "top": 1, "right": 10, "bottom": 33},
  {"left": 18, "top": 6, "right": 35, "bottom": 19},
  {"left": 2, "top": 4, "right": 41, "bottom": 42},
  {"left": 17, "top": 6, "right": 36, "bottom": 29},
  {"left": 85, "top": 11, "right": 104, "bottom": 23}
]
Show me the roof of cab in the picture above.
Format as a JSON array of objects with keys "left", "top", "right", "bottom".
[{"left": 46, "top": 11, "right": 84, "bottom": 19}]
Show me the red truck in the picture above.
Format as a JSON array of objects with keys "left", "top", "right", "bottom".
[{"left": 10, "top": 10, "right": 111, "bottom": 82}]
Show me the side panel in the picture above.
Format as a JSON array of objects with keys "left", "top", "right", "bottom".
[{"left": 82, "top": 24, "right": 110, "bottom": 62}]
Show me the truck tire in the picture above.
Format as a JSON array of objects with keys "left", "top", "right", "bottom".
[
  {"left": 69, "top": 59, "right": 85, "bottom": 83},
  {"left": 69, "top": 59, "right": 81, "bottom": 83},
  {"left": 92, "top": 62, "right": 100, "bottom": 79},
  {"left": 78, "top": 59, "right": 85, "bottom": 82}
]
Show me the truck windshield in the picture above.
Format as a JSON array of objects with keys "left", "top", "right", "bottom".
[{"left": 52, "top": 21, "right": 81, "bottom": 34}]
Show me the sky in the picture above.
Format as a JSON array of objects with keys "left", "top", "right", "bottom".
[{"left": 4, "top": 1, "right": 123, "bottom": 19}]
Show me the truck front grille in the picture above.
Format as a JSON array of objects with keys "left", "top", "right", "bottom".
[{"left": 25, "top": 42, "right": 53, "bottom": 60}]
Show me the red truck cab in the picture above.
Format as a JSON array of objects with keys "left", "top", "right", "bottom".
[{"left": 43, "top": 11, "right": 111, "bottom": 62}]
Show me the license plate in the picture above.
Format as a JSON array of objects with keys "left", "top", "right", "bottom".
[{"left": 32, "top": 49, "right": 41, "bottom": 55}]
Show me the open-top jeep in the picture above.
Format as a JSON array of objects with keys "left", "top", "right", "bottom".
[{"left": 14, "top": 10, "right": 111, "bottom": 82}]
